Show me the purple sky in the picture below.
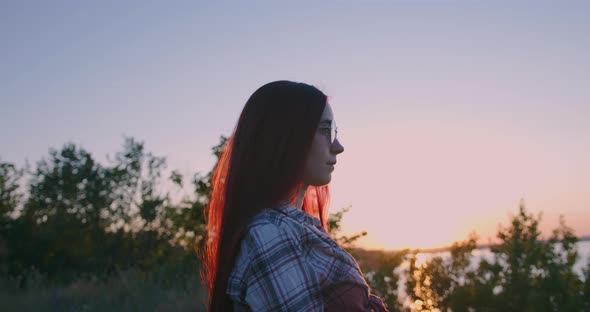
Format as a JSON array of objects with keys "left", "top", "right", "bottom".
[{"left": 2, "top": 1, "right": 589, "bottom": 249}]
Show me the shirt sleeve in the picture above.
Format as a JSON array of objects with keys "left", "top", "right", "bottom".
[
  {"left": 243, "top": 221, "right": 323, "bottom": 312},
  {"left": 368, "top": 294, "right": 389, "bottom": 312}
]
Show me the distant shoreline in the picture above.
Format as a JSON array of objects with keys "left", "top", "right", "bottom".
[{"left": 356, "top": 235, "right": 590, "bottom": 254}]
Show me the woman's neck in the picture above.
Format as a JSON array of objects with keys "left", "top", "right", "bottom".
[{"left": 295, "top": 184, "right": 309, "bottom": 209}]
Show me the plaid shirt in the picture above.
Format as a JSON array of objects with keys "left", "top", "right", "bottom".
[{"left": 227, "top": 205, "right": 387, "bottom": 311}]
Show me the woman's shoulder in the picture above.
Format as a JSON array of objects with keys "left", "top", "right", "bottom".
[
  {"left": 245, "top": 206, "right": 304, "bottom": 240},
  {"left": 229, "top": 207, "right": 305, "bottom": 280},
  {"left": 248, "top": 207, "right": 285, "bottom": 226}
]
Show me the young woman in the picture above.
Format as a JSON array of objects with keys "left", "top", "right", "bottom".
[{"left": 201, "top": 81, "right": 388, "bottom": 311}]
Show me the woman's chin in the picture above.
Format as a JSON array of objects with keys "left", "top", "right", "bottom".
[{"left": 311, "top": 176, "right": 331, "bottom": 187}]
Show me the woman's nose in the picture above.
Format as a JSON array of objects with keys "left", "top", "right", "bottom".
[{"left": 331, "top": 138, "right": 344, "bottom": 154}]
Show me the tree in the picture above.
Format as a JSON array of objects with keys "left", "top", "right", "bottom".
[
  {"left": 16, "top": 144, "right": 110, "bottom": 278},
  {"left": 490, "top": 201, "right": 583, "bottom": 311},
  {"left": 0, "top": 160, "right": 25, "bottom": 274},
  {"left": 404, "top": 200, "right": 586, "bottom": 312},
  {"left": 0, "top": 160, "right": 24, "bottom": 218},
  {"left": 2, "top": 138, "right": 198, "bottom": 280},
  {"left": 583, "top": 257, "right": 590, "bottom": 311}
]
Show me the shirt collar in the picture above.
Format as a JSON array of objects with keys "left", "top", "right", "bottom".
[{"left": 275, "top": 204, "right": 324, "bottom": 229}]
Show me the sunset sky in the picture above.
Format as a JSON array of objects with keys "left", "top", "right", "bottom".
[{"left": 2, "top": 1, "right": 588, "bottom": 250}]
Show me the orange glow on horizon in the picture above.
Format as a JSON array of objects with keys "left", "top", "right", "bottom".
[{"left": 328, "top": 116, "right": 590, "bottom": 251}]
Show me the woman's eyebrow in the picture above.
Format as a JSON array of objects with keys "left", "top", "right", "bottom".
[{"left": 318, "top": 119, "right": 332, "bottom": 125}]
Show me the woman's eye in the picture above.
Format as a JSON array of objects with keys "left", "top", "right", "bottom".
[{"left": 319, "top": 128, "right": 331, "bottom": 135}]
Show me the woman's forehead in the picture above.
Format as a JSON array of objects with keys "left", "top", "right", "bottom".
[{"left": 321, "top": 104, "right": 334, "bottom": 120}]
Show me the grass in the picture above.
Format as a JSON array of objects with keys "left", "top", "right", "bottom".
[{"left": 0, "top": 268, "right": 207, "bottom": 312}]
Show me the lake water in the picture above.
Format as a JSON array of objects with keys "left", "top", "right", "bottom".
[
  {"left": 390, "top": 240, "right": 589, "bottom": 306},
  {"left": 410, "top": 240, "right": 590, "bottom": 277}
]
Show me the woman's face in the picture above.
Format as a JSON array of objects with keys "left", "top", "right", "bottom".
[{"left": 301, "top": 104, "right": 345, "bottom": 186}]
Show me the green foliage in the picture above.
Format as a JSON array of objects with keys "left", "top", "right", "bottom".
[
  {"left": 583, "top": 257, "right": 590, "bottom": 311},
  {"left": 0, "top": 160, "right": 24, "bottom": 218},
  {"left": 0, "top": 266, "right": 206, "bottom": 312},
  {"left": 2, "top": 137, "right": 589, "bottom": 312},
  {"left": 405, "top": 232, "right": 493, "bottom": 312},
  {"left": 404, "top": 200, "right": 588, "bottom": 312},
  {"left": 488, "top": 201, "right": 584, "bottom": 311},
  {"left": 0, "top": 138, "right": 203, "bottom": 282},
  {"left": 0, "top": 160, "right": 25, "bottom": 276},
  {"left": 366, "top": 250, "right": 406, "bottom": 312}
]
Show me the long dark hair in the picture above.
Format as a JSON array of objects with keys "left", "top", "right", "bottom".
[{"left": 201, "top": 80, "right": 331, "bottom": 311}]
